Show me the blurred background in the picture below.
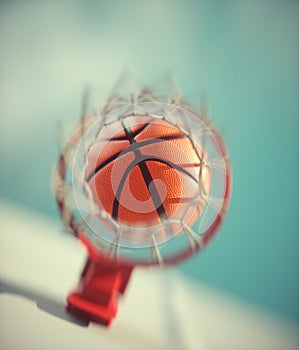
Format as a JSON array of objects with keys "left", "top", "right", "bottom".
[{"left": 0, "top": 0, "right": 298, "bottom": 333}]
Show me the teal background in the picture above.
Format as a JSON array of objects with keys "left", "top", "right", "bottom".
[{"left": 0, "top": 0, "right": 298, "bottom": 324}]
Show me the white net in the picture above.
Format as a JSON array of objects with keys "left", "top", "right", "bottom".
[{"left": 53, "top": 87, "right": 231, "bottom": 266}]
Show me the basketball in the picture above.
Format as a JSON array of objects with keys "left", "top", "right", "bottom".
[{"left": 85, "top": 116, "right": 210, "bottom": 228}]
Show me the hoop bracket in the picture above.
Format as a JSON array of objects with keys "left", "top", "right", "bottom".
[{"left": 66, "top": 236, "right": 133, "bottom": 326}]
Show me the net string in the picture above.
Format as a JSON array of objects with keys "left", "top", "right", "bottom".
[{"left": 54, "top": 91, "right": 230, "bottom": 265}]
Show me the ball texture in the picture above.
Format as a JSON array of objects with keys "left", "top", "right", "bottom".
[{"left": 86, "top": 116, "right": 210, "bottom": 228}]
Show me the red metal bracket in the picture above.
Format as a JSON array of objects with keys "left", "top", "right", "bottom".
[{"left": 66, "top": 235, "right": 133, "bottom": 327}]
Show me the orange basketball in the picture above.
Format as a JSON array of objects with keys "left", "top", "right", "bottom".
[{"left": 86, "top": 116, "right": 210, "bottom": 228}]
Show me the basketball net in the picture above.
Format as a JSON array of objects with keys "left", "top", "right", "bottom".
[{"left": 53, "top": 74, "right": 231, "bottom": 325}]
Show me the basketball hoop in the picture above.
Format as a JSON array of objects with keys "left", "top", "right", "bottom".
[{"left": 53, "top": 78, "right": 231, "bottom": 326}]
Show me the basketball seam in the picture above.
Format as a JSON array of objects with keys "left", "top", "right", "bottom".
[
  {"left": 86, "top": 134, "right": 186, "bottom": 182},
  {"left": 142, "top": 157, "right": 199, "bottom": 184},
  {"left": 113, "top": 120, "right": 168, "bottom": 222},
  {"left": 110, "top": 156, "right": 199, "bottom": 222},
  {"left": 96, "top": 119, "right": 155, "bottom": 141}
]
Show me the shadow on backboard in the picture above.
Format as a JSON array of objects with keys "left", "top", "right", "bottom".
[{"left": 0, "top": 280, "right": 89, "bottom": 327}]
